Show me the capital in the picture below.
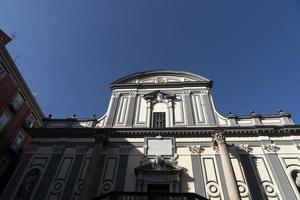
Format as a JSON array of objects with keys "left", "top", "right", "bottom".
[{"left": 212, "top": 131, "right": 226, "bottom": 145}]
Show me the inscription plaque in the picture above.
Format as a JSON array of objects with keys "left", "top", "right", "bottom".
[{"left": 145, "top": 137, "right": 175, "bottom": 157}]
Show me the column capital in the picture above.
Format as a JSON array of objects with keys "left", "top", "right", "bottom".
[{"left": 212, "top": 131, "right": 226, "bottom": 145}]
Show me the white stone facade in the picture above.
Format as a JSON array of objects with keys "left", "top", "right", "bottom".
[{"left": 2, "top": 70, "right": 300, "bottom": 200}]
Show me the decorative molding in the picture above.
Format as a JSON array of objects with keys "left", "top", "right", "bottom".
[
  {"left": 187, "top": 145, "right": 204, "bottom": 154},
  {"left": 263, "top": 143, "right": 280, "bottom": 152},
  {"left": 76, "top": 145, "right": 89, "bottom": 154},
  {"left": 112, "top": 92, "right": 120, "bottom": 98},
  {"left": 206, "top": 181, "right": 221, "bottom": 198},
  {"left": 235, "top": 144, "right": 252, "bottom": 153},
  {"left": 183, "top": 90, "right": 191, "bottom": 95},
  {"left": 52, "top": 144, "right": 66, "bottom": 154},
  {"left": 237, "top": 181, "right": 249, "bottom": 198},
  {"left": 29, "top": 126, "right": 300, "bottom": 138},
  {"left": 135, "top": 155, "right": 182, "bottom": 192},
  {"left": 202, "top": 157, "right": 222, "bottom": 199},
  {"left": 212, "top": 131, "right": 225, "bottom": 144},
  {"left": 129, "top": 91, "right": 137, "bottom": 97},
  {"left": 144, "top": 136, "right": 176, "bottom": 159}
]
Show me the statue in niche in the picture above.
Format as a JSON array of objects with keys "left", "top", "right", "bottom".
[
  {"left": 291, "top": 170, "right": 300, "bottom": 192},
  {"left": 295, "top": 173, "right": 300, "bottom": 187},
  {"left": 16, "top": 169, "right": 40, "bottom": 200}
]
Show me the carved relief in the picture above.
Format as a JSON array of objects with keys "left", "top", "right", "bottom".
[
  {"left": 263, "top": 143, "right": 280, "bottom": 152},
  {"left": 135, "top": 155, "right": 182, "bottom": 192},
  {"left": 155, "top": 77, "right": 166, "bottom": 84},
  {"left": 212, "top": 131, "right": 225, "bottom": 152},
  {"left": 187, "top": 145, "right": 204, "bottom": 154},
  {"left": 235, "top": 144, "right": 252, "bottom": 153},
  {"left": 237, "top": 181, "right": 250, "bottom": 199},
  {"left": 212, "top": 131, "right": 225, "bottom": 144}
]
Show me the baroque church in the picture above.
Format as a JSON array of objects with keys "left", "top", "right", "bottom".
[{"left": 2, "top": 70, "right": 300, "bottom": 200}]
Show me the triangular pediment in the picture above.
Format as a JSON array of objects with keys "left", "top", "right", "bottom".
[{"left": 143, "top": 90, "right": 176, "bottom": 101}]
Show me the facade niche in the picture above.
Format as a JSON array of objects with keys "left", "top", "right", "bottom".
[
  {"left": 292, "top": 170, "right": 300, "bottom": 192},
  {"left": 16, "top": 168, "right": 41, "bottom": 200}
]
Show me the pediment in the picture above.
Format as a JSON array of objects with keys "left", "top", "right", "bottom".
[
  {"left": 111, "top": 70, "right": 211, "bottom": 85},
  {"left": 143, "top": 90, "right": 176, "bottom": 101}
]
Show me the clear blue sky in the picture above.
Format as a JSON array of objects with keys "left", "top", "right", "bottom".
[{"left": 1, "top": 0, "right": 300, "bottom": 122}]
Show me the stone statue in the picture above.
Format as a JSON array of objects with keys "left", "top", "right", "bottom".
[{"left": 295, "top": 172, "right": 300, "bottom": 188}]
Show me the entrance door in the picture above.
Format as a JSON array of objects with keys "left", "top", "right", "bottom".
[{"left": 147, "top": 184, "right": 170, "bottom": 193}]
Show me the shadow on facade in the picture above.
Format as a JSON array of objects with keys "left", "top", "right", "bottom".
[{"left": 237, "top": 149, "right": 268, "bottom": 200}]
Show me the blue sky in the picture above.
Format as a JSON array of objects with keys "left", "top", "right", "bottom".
[{"left": 0, "top": 0, "right": 300, "bottom": 122}]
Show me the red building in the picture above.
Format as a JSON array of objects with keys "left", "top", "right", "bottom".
[{"left": 0, "top": 29, "right": 44, "bottom": 194}]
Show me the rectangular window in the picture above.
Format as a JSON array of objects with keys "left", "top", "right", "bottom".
[
  {"left": 25, "top": 113, "right": 36, "bottom": 128},
  {"left": 10, "top": 93, "right": 24, "bottom": 112},
  {"left": 0, "top": 62, "right": 7, "bottom": 80},
  {"left": 153, "top": 112, "right": 166, "bottom": 128},
  {"left": 11, "top": 129, "right": 26, "bottom": 153},
  {"left": 0, "top": 109, "right": 12, "bottom": 131}
]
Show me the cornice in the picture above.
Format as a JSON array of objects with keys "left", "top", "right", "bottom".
[
  {"left": 29, "top": 125, "right": 300, "bottom": 138},
  {"left": 110, "top": 81, "right": 212, "bottom": 90}
]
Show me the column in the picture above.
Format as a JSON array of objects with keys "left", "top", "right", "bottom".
[
  {"left": 79, "top": 135, "right": 107, "bottom": 200},
  {"left": 167, "top": 99, "right": 174, "bottom": 127},
  {"left": 146, "top": 99, "right": 152, "bottom": 127},
  {"left": 213, "top": 131, "right": 241, "bottom": 200}
]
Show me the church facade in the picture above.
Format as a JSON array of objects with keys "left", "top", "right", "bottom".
[{"left": 2, "top": 70, "right": 300, "bottom": 200}]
